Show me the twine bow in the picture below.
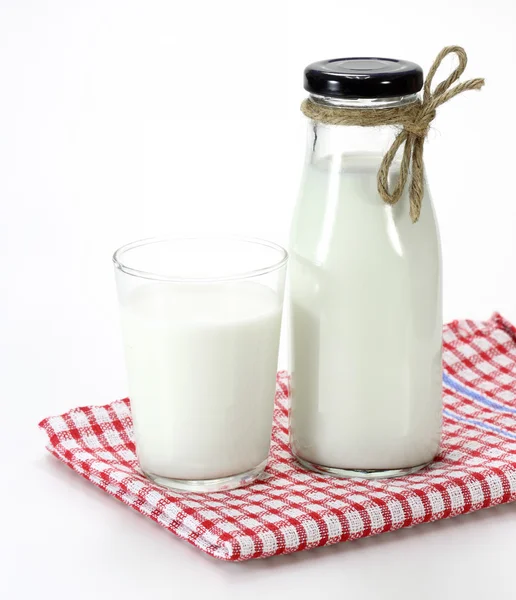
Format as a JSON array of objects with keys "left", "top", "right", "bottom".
[{"left": 301, "top": 46, "right": 485, "bottom": 222}]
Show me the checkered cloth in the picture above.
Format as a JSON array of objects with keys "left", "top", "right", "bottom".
[{"left": 39, "top": 313, "right": 516, "bottom": 561}]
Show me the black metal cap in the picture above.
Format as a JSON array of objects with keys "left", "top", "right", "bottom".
[{"left": 304, "top": 57, "right": 424, "bottom": 99}]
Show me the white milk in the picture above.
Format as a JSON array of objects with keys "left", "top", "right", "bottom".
[
  {"left": 120, "top": 281, "right": 282, "bottom": 481},
  {"left": 289, "top": 153, "right": 442, "bottom": 471}
]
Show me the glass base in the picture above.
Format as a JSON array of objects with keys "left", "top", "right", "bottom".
[
  {"left": 295, "top": 455, "right": 431, "bottom": 480},
  {"left": 143, "top": 459, "right": 267, "bottom": 493}
]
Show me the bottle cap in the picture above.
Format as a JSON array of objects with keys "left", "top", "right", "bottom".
[{"left": 304, "top": 57, "right": 424, "bottom": 99}]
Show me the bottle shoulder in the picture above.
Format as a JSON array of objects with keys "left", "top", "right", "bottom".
[{"left": 290, "top": 152, "right": 440, "bottom": 268}]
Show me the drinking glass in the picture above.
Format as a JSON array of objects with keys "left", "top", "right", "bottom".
[{"left": 113, "top": 236, "right": 287, "bottom": 492}]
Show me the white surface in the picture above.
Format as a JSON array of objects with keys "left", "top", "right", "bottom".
[
  {"left": 290, "top": 154, "right": 442, "bottom": 469},
  {"left": 2, "top": 0, "right": 516, "bottom": 598}
]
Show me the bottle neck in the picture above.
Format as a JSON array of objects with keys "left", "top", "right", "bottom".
[
  {"left": 306, "top": 93, "right": 419, "bottom": 164},
  {"left": 309, "top": 92, "right": 419, "bottom": 109}
]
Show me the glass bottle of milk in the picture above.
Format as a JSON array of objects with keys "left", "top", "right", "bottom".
[{"left": 289, "top": 57, "right": 443, "bottom": 478}]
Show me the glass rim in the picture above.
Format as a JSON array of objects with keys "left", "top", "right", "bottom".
[{"left": 112, "top": 235, "right": 289, "bottom": 283}]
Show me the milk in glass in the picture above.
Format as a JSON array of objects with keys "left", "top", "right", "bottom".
[{"left": 120, "top": 281, "right": 282, "bottom": 481}]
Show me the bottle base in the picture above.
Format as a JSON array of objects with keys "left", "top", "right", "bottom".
[
  {"left": 295, "top": 455, "right": 431, "bottom": 480},
  {"left": 143, "top": 459, "right": 267, "bottom": 493}
]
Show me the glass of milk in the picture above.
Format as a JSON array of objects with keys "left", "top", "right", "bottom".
[{"left": 113, "top": 236, "right": 287, "bottom": 492}]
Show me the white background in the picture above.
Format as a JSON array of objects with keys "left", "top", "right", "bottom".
[{"left": 2, "top": 1, "right": 516, "bottom": 598}]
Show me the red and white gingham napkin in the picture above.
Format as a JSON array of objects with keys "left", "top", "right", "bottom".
[{"left": 39, "top": 313, "right": 516, "bottom": 561}]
